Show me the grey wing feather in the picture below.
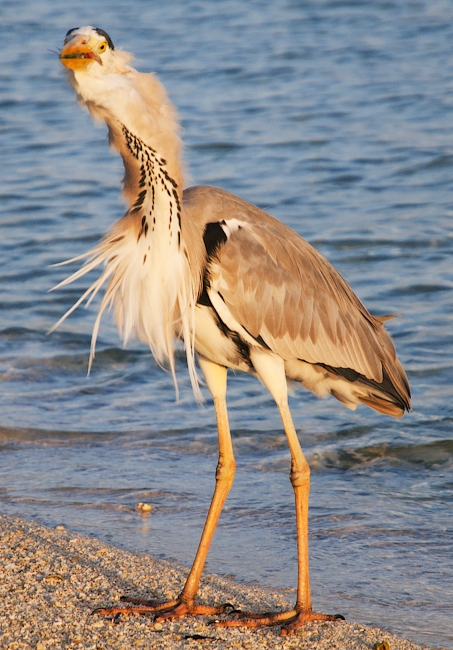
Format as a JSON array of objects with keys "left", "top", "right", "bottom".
[{"left": 207, "top": 196, "right": 392, "bottom": 384}]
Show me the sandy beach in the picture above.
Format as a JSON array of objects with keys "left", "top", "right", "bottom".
[{"left": 0, "top": 515, "right": 435, "bottom": 650}]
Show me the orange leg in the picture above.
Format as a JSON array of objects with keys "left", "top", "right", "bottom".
[
  {"left": 216, "top": 351, "right": 344, "bottom": 634},
  {"left": 95, "top": 360, "right": 235, "bottom": 621},
  {"left": 216, "top": 400, "right": 343, "bottom": 634},
  {"left": 95, "top": 354, "right": 343, "bottom": 634}
]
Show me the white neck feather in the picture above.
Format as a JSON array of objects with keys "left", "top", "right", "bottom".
[{"left": 55, "top": 60, "right": 202, "bottom": 399}]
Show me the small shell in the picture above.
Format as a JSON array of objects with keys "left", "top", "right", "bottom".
[
  {"left": 136, "top": 502, "right": 152, "bottom": 513},
  {"left": 44, "top": 574, "right": 64, "bottom": 585}
]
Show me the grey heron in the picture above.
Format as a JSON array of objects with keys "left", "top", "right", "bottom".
[{"left": 56, "top": 26, "right": 411, "bottom": 635}]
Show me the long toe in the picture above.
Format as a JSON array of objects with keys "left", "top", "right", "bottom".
[
  {"left": 155, "top": 602, "right": 232, "bottom": 622},
  {"left": 215, "top": 608, "right": 298, "bottom": 629},
  {"left": 93, "top": 597, "right": 233, "bottom": 621},
  {"left": 215, "top": 608, "right": 344, "bottom": 634},
  {"left": 281, "top": 611, "right": 345, "bottom": 636}
]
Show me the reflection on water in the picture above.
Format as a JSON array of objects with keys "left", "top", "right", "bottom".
[{"left": 1, "top": 1, "right": 452, "bottom": 648}]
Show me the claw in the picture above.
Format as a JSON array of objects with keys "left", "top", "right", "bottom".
[
  {"left": 219, "top": 602, "right": 236, "bottom": 613},
  {"left": 91, "top": 607, "right": 109, "bottom": 616}
]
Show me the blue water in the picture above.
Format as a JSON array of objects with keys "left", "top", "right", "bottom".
[{"left": 1, "top": 1, "right": 452, "bottom": 647}]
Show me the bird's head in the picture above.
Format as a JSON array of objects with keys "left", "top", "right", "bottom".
[{"left": 59, "top": 26, "right": 115, "bottom": 72}]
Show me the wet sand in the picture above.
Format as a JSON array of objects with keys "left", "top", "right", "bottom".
[{"left": 0, "top": 515, "right": 434, "bottom": 650}]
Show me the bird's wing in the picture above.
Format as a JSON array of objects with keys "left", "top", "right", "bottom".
[{"left": 191, "top": 187, "right": 397, "bottom": 385}]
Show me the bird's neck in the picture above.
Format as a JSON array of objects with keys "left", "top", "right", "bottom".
[
  {"left": 72, "top": 66, "right": 189, "bottom": 283},
  {"left": 119, "top": 121, "right": 183, "bottom": 251},
  {"left": 71, "top": 67, "right": 185, "bottom": 209},
  {"left": 69, "top": 67, "right": 200, "bottom": 392}
]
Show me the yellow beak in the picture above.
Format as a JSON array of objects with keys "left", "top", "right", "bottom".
[{"left": 60, "top": 35, "right": 102, "bottom": 70}]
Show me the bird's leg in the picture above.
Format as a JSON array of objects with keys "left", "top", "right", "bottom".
[
  {"left": 217, "top": 350, "right": 343, "bottom": 634},
  {"left": 177, "top": 359, "right": 235, "bottom": 607},
  {"left": 277, "top": 401, "right": 343, "bottom": 634},
  {"left": 95, "top": 360, "right": 235, "bottom": 621},
  {"left": 217, "top": 400, "right": 342, "bottom": 633}
]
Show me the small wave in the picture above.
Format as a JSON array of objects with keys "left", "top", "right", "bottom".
[{"left": 308, "top": 439, "right": 453, "bottom": 471}]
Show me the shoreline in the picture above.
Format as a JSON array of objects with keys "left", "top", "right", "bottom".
[{"left": 0, "top": 515, "right": 434, "bottom": 650}]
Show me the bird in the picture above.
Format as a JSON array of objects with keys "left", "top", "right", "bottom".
[{"left": 57, "top": 26, "right": 411, "bottom": 635}]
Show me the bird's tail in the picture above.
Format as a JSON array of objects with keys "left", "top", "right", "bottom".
[{"left": 354, "top": 357, "right": 411, "bottom": 418}]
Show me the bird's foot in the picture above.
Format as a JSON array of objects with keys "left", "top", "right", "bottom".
[
  {"left": 93, "top": 596, "right": 234, "bottom": 621},
  {"left": 214, "top": 607, "right": 345, "bottom": 636}
]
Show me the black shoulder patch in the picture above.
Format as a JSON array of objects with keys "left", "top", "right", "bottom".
[
  {"left": 94, "top": 27, "right": 115, "bottom": 50},
  {"left": 203, "top": 222, "right": 227, "bottom": 258}
]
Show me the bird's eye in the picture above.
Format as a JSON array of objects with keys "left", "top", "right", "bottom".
[{"left": 98, "top": 41, "right": 107, "bottom": 53}]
